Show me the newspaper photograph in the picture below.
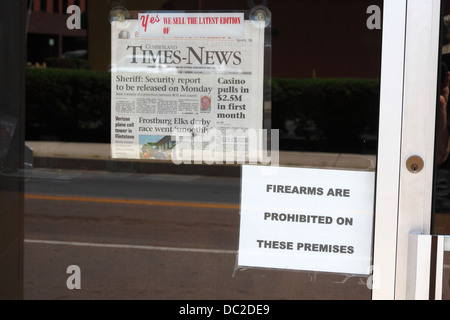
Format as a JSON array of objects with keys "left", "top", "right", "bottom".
[{"left": 111, "top": 13, "right": 265, "bottom": 164}]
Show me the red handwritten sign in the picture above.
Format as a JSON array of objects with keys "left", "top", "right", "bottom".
[
  {"left": 140, "top": 14, "right": 160, "bottom": 32},
  {"left": 137, "top": 13, "right": 244, "bottom": 38}
]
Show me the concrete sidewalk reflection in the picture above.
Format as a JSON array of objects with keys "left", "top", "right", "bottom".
[{"left": 26, "top": 141, "right": 376, "bottom": 176}]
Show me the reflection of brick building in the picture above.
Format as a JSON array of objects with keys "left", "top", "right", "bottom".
[
  {"left": 27, "top": 0, "right": 87, "bottom": 64},
  {"left": 88, "top": 0, "right": 383, "bottom": 78}
]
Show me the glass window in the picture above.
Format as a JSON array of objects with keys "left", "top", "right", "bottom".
[
  {"left": 19, "top": 0, "right": 384, "bottom": 300},
  {"left": 432, "top": 0, "right": 450, "bottom": 301},
  {"left": 434, "top": 0, "right": 450, "bottom": 235}
]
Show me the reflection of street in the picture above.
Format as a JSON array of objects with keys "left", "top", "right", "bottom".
[
  {"left": 25, "top": 168, "right": 240, "bottom": 203},
  {"left": 24, "top": 168, "right": 371, "bottom": 300}
]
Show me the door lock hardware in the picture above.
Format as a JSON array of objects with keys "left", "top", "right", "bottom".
[{"left": 406, "top": 155, "right": 424, "bottom": 173}]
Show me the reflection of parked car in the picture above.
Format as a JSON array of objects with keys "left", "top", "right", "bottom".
[
  {"left": 25, "top": 144, "right": 33, "bottom": 180},
  {"left": 62, "top": 49, "right": 87, "bottom": 59},
  {"left": 0, "top": 144, "right": 33, "bottom": 182}
]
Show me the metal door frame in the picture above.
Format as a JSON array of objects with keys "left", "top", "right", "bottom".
[{"left": 372, "top": 0, "right": 441, "bottom": 300}]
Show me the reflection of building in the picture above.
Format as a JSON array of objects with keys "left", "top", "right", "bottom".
[
  {"left": 88, "top": 0, "right": 383, "bottom": 78},
  {"left": 27, "top": 0, "right": 87, "bottom": 63}
]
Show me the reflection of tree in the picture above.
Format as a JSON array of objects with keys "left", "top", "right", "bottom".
[{"left": 283, "top": 113, "right": 322, "bottom": 141}]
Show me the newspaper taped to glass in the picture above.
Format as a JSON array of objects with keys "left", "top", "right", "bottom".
[{"left": 111, "top": 13, "right": 267, "bottom": 164}]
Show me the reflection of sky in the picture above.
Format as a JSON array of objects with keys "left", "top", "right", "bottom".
[{"left": 139, "top": 135, "right": 165, "bottom": 146}]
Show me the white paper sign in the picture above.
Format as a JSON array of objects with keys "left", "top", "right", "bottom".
[
  {"left": 238, "top": 165, "right": 375, "bottom": 275},
  {"left": 137, "top": 13, "right": 244, "bottom": 38},
  {"left": 110, "top": 19, "right": 264, "bottom": 162}
]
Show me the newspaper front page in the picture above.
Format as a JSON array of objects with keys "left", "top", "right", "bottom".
[{"left": 111, "top": 14, "right": 265, "bottom": 164}]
